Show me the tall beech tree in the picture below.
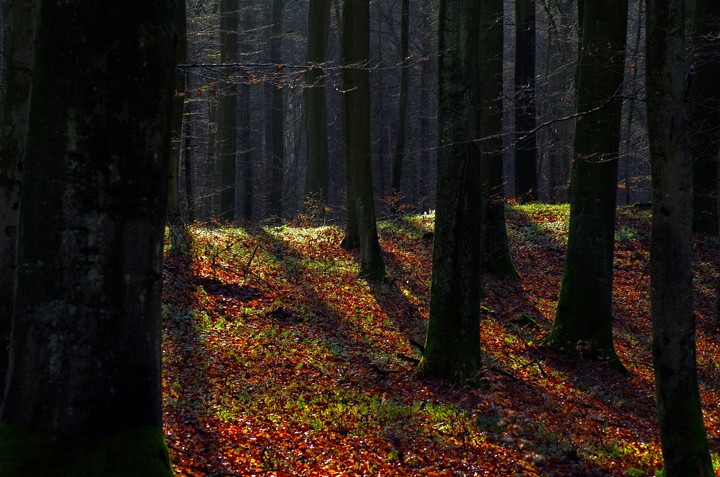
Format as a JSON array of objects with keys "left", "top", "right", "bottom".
[
  {"left": 0, "top": 1, "right": 176, "bottom": 475},
  {"left": 420, "top": 0, "right": 483, "bottom": 382},
  {"left": 269, "top": 0, "right": 285, "bottom": 218},
  {"left": 216, "top": 0, "right": 239, "bottom": 222},
  {"left": 481, "top": 0, "right": 518, "bottom": 279},
  {"left": 646, "top": 0, "right": 714, "bottom": 473},
  {"left": 544, "top": 0, "right": 628, "bottom": 368},
  {"left": 168, "top": 0, "right": 190, "bottom": 252},
  {"left": 0, "top": 0, "right": 34, "bottom": 390},
  {"left": 514, "top": 0, "right": 538, "bottom": 203},
  {"left": 389, "top": 0, "right": 410, "bottom": 212},
  {"left": 689, "top": 0, "right": 720, "bottom": 235},
  {"left": 341, "top": 0, "right": 385, "bottom": 279},
  {"left": 303, "top": 0, "right": 332, "bottom": 213}
]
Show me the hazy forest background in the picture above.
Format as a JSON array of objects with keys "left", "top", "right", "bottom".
[{"left": 170, "top": 0, "right": 648, "bottom": 221}]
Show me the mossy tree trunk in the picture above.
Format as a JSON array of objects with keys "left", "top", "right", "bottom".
[
  {"left": 420, "top": 0, "right": 482, "bottom": 382},
  {"left": 481, "top": 0, "right": 518, "bottom": 280},
  {"left": 341, "top": 0, "right": 385, "bottom": 279},
  {"left": 544, "top": 0, "right": 628, "bottom": 369},
  {"left": 216, "top": 0, "right": 238, "bottom": 222},
  {"left": 646, "top": 0, "right": 714, "bottom": 473},
  {"left": 0, "top": 1, "right": 176, "bottom": 475},
  {"left": 0, "top": 0, "right": 34, "bottom": 393},
  {"left": 303, "top": 0, "right": 331, "bottom": 216},
  {"left": 689, "top": 0, "right": 720, "bottom": 235},
  {"left": 514, "top": 0, "right": 538, "bottom": 203}
]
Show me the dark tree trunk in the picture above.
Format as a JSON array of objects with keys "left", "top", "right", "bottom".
[
  {"left": 0, "top": 1, "right": 176, "bottom": 474},
  {"left": 689, "top": 0, "right": 720, "bottom": 235},
  {"left": 646, "top": 0, "right": 714, "bottom": 473},
  {"left": 269, "top": 0, "right": 285, "bottom": 219},
  {"left": 514, "top": 0, "right": 537, "bottom": 203},
  {"left": 303, "top": 0, "right": 331, "bottom": 216},
  {"left": 544, "top": 0, "right": 628, "bottom": 369},
  {"left": 0, "top": 0, "right": 33, "bottom": 391},
  {"left": 420, "top": 0, "right": 483, "bottom": 382},
  {"left": 341, "top": 0, "right": 385, "bottom": 279},
  {"left": 481, "top": 0, "right": 518, "bottom": 279},
  {"left": 216, "top": 0, "right": 238, "bottom": 222},
  {"left": 168, "top": 0, "right": 190, "bottom": 253},
  {"left": 240, "top": 12, "right": 254, "bottom": 222},
  {"left": 389, "top": 0, "right": 410, "bottom": 213}
]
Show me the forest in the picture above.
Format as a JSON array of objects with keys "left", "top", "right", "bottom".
[{"left": 0, "top": 0, "right": 718, "bottom": 476}]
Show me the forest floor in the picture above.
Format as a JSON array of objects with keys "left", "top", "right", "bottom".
[{"left": 161, "top": 203, "right": 720, "bottom": 477}]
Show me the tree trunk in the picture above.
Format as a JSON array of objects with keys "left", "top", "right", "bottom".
[
  {"left": 168, "top": 0, "right": 190, "bottom": 253},
  {"left": 303, "top": 0, "right": 331, "bottom": 216},
  {"left": 240, "top": 11, "right": 254, "bottom": 222},
  {"left": 0, "top": 1, "right": 176, "bottom": 475},
  {"left": 216, "top": 0, "right": 238, "bottom": 222},
  {"left": 341, "top": 0, "right": 385, "bottom": 279},
  {"left": 0, "top": 0, "right": 33, "bottom": 393},
  {"left": 420, "top": 0, "right": 483, "bottom": 382},
  {"left": 646, "top": 0, "right": 714, "bottom": 473},
  {"left": 481, "top": 0, "right": 518, "bottom": 279},
  {"left": 544, "top": 0, "right": 628, "bottom": 369},
  {"left": 514, "top": 0, "right": 538, "bottom": 203},
  {"left": 269, "top": 0, "right": 285, "bottom": 219},
  {"left": 389, "top": 0, "right": 410, "bottom": 213},
  {"left": 689, "top": 0, "right": 720, "bottom": 235}
]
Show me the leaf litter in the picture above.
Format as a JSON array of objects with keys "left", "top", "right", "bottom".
[{"left": 162, "top": 204, "right": 720, "bottom": 476}]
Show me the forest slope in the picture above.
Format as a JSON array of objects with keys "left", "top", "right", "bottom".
[{"left": 161, "top": 204, "right": 720, "bottom": 477}]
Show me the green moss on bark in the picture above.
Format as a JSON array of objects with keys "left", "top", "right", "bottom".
[{"left": 0, "top": 424, "right": 173, "bottom": 477}]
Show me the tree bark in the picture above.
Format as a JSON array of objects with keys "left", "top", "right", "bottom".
[
  {"left": 420, "top": 0, "right": 483, "bottom": 382},
  {"left": 544, "top": 0, "right": 628, "bottom": 369},
  {"left": 216, "top": 0, "right": 238, "bottom": 222},
  {"left": 481, "top": 0, "right": 518, "bottom": 279},
  {"left": 303, "top": 0, "right": 331, "bottom": 216},
  {"left": 0, "top": 1, "right": 176, "bottom": 474},
  {"left": 0, "top": 0, "right": 34, "bottom": 393},
  {"left": 689, "top": 0, "right": 720, "bottom": 235},
  {"left": 269, "top": 0, "right": 285, "bottom": 219},
  {"left": 389, "top": 0, "right": 410, "bottom": 213},
  {"left": 514, "top": 0, "right": 538, "bottom": 203},
  {"left": 646, "top": 0, "right": 714, "bottom": 473},
  {"left": 341, "top": 0, "right": 385, "bottom": 279},
  {"left": 168, "top": 0, "right": 190, "bottom": 253}
]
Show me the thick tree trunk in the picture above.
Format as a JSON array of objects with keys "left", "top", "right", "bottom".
[
  {"left": 420, "top": 0, "right": 483, "bottom": 382},
  {"left": 303, "top": 0, "right": 331, "bottom": 216},
  {"left": 216, "top": 0, "right": 238, "bottom": 222},
  {"left": 481, "top": 0, "right": 518, "bottom": 279},
  {"left": 269, "top": 0, "right": 285, "bottom": 219},
  {"left": 514, "top": 0, "right": 538, "bottom": 203},
  {"left": 0, "top": 1, "right": 176, "bottom": 475},
  {"left": 689, "top": 0, "right": 720, "bottom": 235},
  {"left": 0, "top": 0, "right": 33, "bottom": 391},
  {"left": 341, "top": 0, "right": 385, "bottom": 279},
  {"left": 646, "top": 0, "right": 714, "bottom": 474},
  {"left": 389, "top": 0, "right": 410, "bottom": 213},
  {"left": 545, "top": 0, "right": 627, "bottom": 369}
]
